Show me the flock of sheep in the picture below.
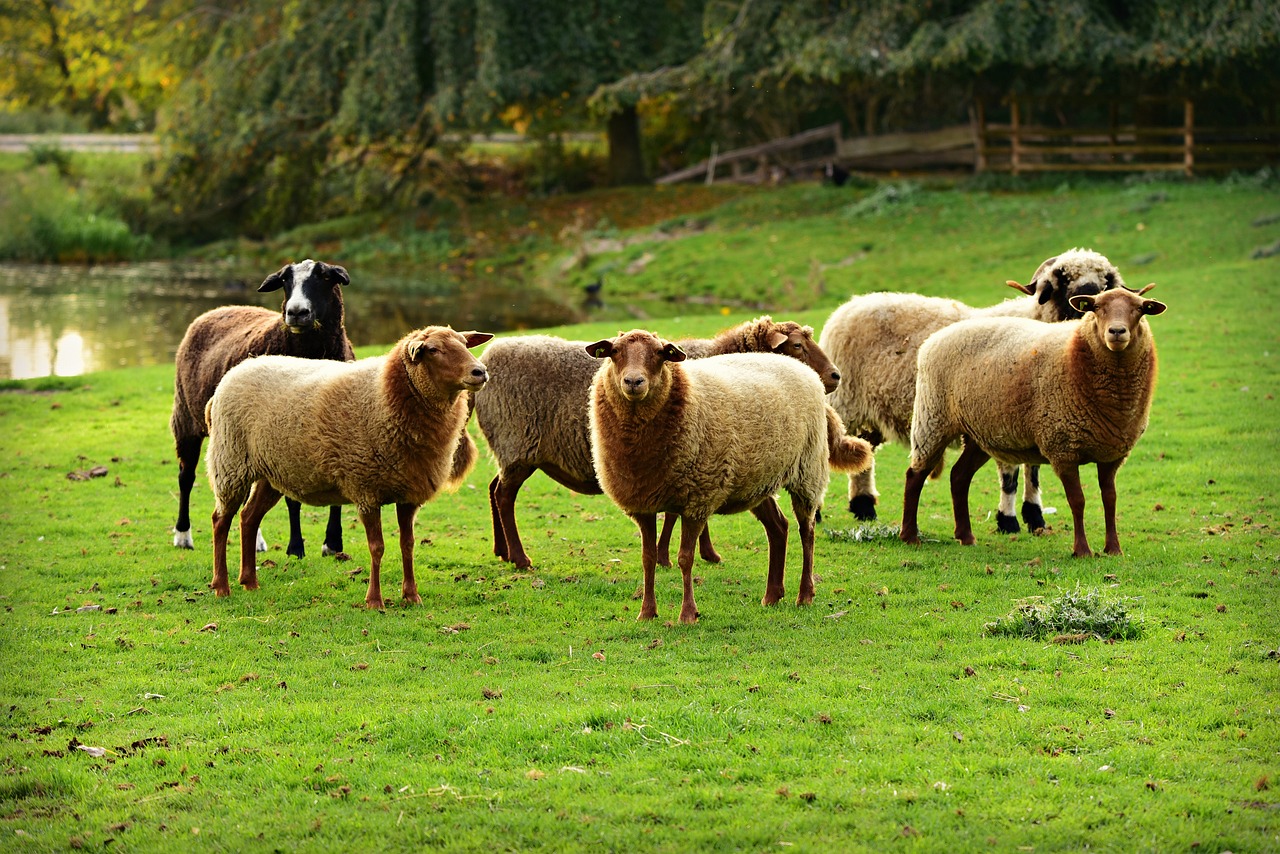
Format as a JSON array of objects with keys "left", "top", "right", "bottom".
[{"left": 170, "top": 250, "right": 1166, "bottom": 622}]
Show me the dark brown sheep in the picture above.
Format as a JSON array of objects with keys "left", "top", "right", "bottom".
[{"left": 170, "top": 260, "right": 353, "bottom": 558}]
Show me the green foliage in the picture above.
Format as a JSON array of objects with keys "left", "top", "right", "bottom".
[
  {"left": 984, "top": 586, "right": 1144, "bottom": 641},
  {"left": 0, "top": 165, "right": 152, "bottom": 262}
]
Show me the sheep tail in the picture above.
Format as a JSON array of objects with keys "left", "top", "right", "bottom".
[{"left": 826, "top": 405, "right": 873, "bottom": 474}]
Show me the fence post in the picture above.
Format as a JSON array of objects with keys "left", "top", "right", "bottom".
[
  {"left": 704, "top": 142, "right": 718, "bottom": 186},
  {"left": 1183, "top": 99, "right": 1195, "bottom": 177},
  {"left": 1010, "top": 98, "right": 1021, "bottom": 176},
  {"left": 973, "top": 100, "right": 987, "bottom": 173}
]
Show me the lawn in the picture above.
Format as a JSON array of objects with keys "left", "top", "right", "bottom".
[{"left": 1, "top": 176, "right": 1278, "bottom": 852}]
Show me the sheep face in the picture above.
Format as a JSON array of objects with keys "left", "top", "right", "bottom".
[
  {"left": 769, "top": 321, "right": 841, "bottom": 393},
  {"left": 404, "top": 327, "right": 494, "bottom": 394},
  {"left": 587, "top": 330, "right": 686, "bottom": 402},
  {"left": 1070, "top": 288, "right": 1166, "bottom": 352},
  {"left": 258, "top": 259, "right": 350, "bottom": 333},
  {"left": 1007, "top": 249, "right": 1124, "bottom": 321}
]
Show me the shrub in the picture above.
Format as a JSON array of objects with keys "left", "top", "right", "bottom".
[{"left": 984, "top": 585, "right": 1143, "bottom": 641}]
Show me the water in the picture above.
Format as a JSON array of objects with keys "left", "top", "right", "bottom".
[{"left": 0, "top": 262, "right": 578, "bottom": 380}]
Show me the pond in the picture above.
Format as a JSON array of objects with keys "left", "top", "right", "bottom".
[{"left": 0, "top": 262, "right": 579, "bottom": 380}]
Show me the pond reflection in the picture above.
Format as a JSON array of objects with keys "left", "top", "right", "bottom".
[{"left": 0, "top": 262, "right": 578, "bottom": 380}]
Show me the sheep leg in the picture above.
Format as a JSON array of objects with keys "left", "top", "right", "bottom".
[
  {"left": 995, "top": 464, "right": 1021, "bottom": 534},
  {"left": 322, "top": 506, "right": 344, "bottom": 556},
  {"left": 210, "top": 497, "right": 241, "bottom": 598},
  {"left": 848, "top": 453, "right": 879, "bottom": 521},
  {"left": 676, "top": 516, "right": 703, "bottom": 624},
  {"left": 1054, "top": 464, "right": 1094, "bottom": 557},
  {"left": 793, "top": 500, "right": 817, "bottom": 606},
  {"left": 900, "top": 457, "right": 938, "bottom": 545},
  {"left": 491, "top": 465, "right": 534, "bottom": 568},
  {"left": 634, "top": 513, "right": 659, "bottom": 621},
  {"left": 657, "top": 513, "right": 676, "bottom": 567},
  {"left": 238, "top": 481, "right": 282, "bottom": 590},
  {"left": 285, "top": 497, "right": 306, "bottom": 558},
  {"left": 1021, "top": 465, "right": 1047, "bottom": 532},
  {"left": 174, "top": 436, "right": 202, "bottom": 549},
  {"left": 751, "top": 497, "right": 790, "bottom": 606},
  {"left": 396, "top": 503, "right": 422, "bottom": 603},
  {"left": 950, "top": 440, "right": 990, "bottom": 546},
  {"left": 359, "top": 506, "right": 387, "bottom": 609},
  {"left": 1096, "top": 460, "right": 1123, "bottom": 556}
]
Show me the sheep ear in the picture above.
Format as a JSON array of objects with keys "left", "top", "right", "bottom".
[
  {"left": 461, "top": 331, "right": 493, "bottom": 349},
  {"left": 1006, "top": 279, "right": 1035, "bottom": 296},
  {"left": 320, "top": 263, "right": 350, "bottom": 287},
  {"left": 766, "top": 329, "right": 790, "bottom": 351},
  {"left": 586, "top": 340, "right": 614, "bottom": 359},
  {"left": 662, "top": 343, "right": 687, "bottom": 363},
  {"left": 257, "top": 265, "right": 291, "bottom": 293},
  {"left": 1141, "top": 299, "right": 1167, "bottom": 316},
  {"left": 406, "top": 340, "right": 424, "bottom": 362},
  {"left": 1068, "top": 295, "right": 1096, "bottom": 314}
]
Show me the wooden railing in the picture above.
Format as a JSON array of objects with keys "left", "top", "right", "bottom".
[{"left": 655, "top": 123, "right": 843, "bottom": 185}]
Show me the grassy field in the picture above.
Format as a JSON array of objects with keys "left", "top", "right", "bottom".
[{"left": 1, "top": 177, "right": 1278, "bottom": 851}]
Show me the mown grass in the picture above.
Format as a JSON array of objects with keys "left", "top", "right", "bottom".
[{"left": 1, "top": 178, "right": 1278, "bottom": 851}]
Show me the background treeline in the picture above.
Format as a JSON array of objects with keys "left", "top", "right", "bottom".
[{"left": 2, "top": 0, "right": 1277, "bottom": 243}]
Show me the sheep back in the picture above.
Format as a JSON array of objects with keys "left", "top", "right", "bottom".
[
  {"left": 589, "top": 350, "right": 830, "bottom": 522},
  {"left": 474, "top": 335, "right": 601, "bottom": 491}
]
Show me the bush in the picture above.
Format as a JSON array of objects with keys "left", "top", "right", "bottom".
[
  {"left": 984, "top": 585, "right": 1143, "bottom": 641},
  {"left": 0, "top": 168, "right": 152, "bottom": 262}
]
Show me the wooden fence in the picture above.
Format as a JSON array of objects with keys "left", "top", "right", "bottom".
[
  {"left": 976, "top": 98, "right": 1280, "bottom": 175},
  {"left": 656, "top": 97, "right": 1279, "bottom": 183}
]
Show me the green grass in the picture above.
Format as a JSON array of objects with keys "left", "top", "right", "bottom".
[{"left": 1, "top": 179, "right": 1278, "bottom": 851}]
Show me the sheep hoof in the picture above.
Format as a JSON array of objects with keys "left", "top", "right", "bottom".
[
  {"left": 1021, "top": 501, "right": 1046, "bottom": 532},
  {"left": 849, "top": 495, "right": 877, "bottom": 521},
  {"left": 996, "top": 512, "right": 1021, "bottom": 534},
  {"left": 211, "top": 584, "right": 230, "bottom": 598},
  {"left": 173, "top": 530, "right": 194, "bottom": 549},
  {"left": 365, "top": 597, "right": 386, "bottom": 610},
  {"left": 656, "top": 555, "right": 673, "bottom": 568},
  {"left": 899, "top": 531, "right": 921, "bottom": 545},
  {"left": 286, "top": 541, "right": 305, "bottom": 558},
  {"left": 679, "top": 607, "right": 699, "bottom": 624},
  {"left": 637, "top": 607, "right": 658, "bottom": 621},
  {"left": 796, "top": 591, "right": 815, "bottom": 606},
  {"left": 699, "top": 548, "right": 722, "bottom": 565},
  {"left": 957, "top": 533, "right": 976, "bottom": 546},
  {"left": 761, "top": 588, "right": 785, "bottom": 606},
  {"left": 239, "top": 575, "right": 259, "bottom": 591},
  {"left": 402, "top": 590, "right": 422, "bottom": 605}
]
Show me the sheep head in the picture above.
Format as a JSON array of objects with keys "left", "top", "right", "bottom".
[
  {"left": 403, "top": 327, "right": 493, "bottom": 394},
  {"left": 587, "top": 330, "right": 685, "bottom": 403},
  {"left": 1006, "top": 248, "right": 1125, "bottom": 321},
  {"left": 1069, "top": 288, "right": 1166, "bottom": 353},
  {"left": 767, "top": 321, "right": 841, "bottom": 394},
  {"left": 259, "top": 259, "right": 351, "bottom": 333}
]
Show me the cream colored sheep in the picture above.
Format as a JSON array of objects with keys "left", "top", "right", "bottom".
[
  {"left": 587, "top": 330, "right": 871, "bottom": 624},
  {"left": 204, "top": 326, "right": 492, "bottom": 607},
  {"left": 901, "top": 286, "right": 1164, "bottom": 557},
  {"left": 475, "top": 316, "right": 843, "bottom": 570},
  {"left": 820, "top": 248, "right": 1124, "bottom": 533}
]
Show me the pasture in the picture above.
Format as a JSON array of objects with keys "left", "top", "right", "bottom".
[{"left": 1, "top": 177, "right": 1277, "bottom": 851}]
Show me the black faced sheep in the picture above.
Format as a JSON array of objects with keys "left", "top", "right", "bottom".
[
  {"left": 900, "top": 286, "right": 1164, "bottom": 557},
  {"left": 474, "top": 316, "right": 843, "bottom": 570},
  {"left": 204, "top": 326, "right": 492, "bottom": 607},
  {"left": 820, "top": 248, "right": 1123, "bottom": 533},
  {"left": 170, "top": 259, "right": 353, "bottom": 559},
  {"left": 586, "top": 330, "right": 872, "bottom": 624}
]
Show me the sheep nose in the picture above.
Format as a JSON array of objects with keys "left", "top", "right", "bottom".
[
  {"left": 286, "top": 306, "right": 313, "bottom": 326},
  {"left": 623, "top": 376, "right": 647, "bottom": 394},
  {"left": 471, "top": 367, "right": 488, "bottom": 382},
  {"left": 829, "top": 369, "right": 841, "bottom": 383},
  {"left": 1109, "top": 325, "right": 1129, "bottom": 338}
]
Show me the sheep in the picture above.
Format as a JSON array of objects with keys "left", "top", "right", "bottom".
[
  {"left": 204, "top": 326, "right": 492, "bottom": 607},
  {"left": 819, "top": 248, "right": 1124, "bottom": 533},
  {"left": 474, "top": 316, "right": 843, "bottom": 570},
  {"left": 171, "top": 259, "right": 353, "bottom": 559},
  {"left": 900, "top": 286, "right": 1165, "bottom": 557},
  {"left": 586, "top": 330, "right": 872, "bottom": 623}
]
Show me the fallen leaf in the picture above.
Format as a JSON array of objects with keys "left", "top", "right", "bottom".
[
  {"left": 592, "top": 651, "right": 605, "bottom": 661},
  {"left": 76, "top": 745, "right": 107, "bottom": 758},
  {"left": 198, "top": 622, "right": 217, "bottom": 632},
  {"left": 526, "top": 769, "right": 545, "bottom": 780},
  {"left": 482, "top": 688, "right": 502, "bottom": 699}
]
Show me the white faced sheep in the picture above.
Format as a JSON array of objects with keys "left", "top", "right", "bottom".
[
  {"left": 586, "top": 330, "right": 872, "bottom": 624},
  {"left": 474, "top": 316, "right": 843, "bottom": 570},
  {"left": 204, "top": 326, "right": 492, "bottom": 608},
  {"left": 900, "top": 286, "right": 1165, "bottom": 557},
  {"left": 171, "top": 259, "right": 354, "bottom": 559},
  {"left": 820, "top": 248, "right": 1124, "bottom": 534}
]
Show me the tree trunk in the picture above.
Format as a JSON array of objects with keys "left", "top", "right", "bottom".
[{"left": 607, "top": 104, "right": 646, "bottom": 186}]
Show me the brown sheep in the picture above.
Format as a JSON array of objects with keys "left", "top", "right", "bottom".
[
  {"left": 901, "top": 286, "right": 1165, "bottom": 557},
  {"left": 170, "top": 260, "right": 353, "bottom": 558},
  {"left": 475, "top": 316, "right": 842, "bottom": 570},
  {"left": 587, "top": 330, "right": 872, "bottom": 623},
  {"left": 204, "top": 326, "right": 492, "bottom": 607}
]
